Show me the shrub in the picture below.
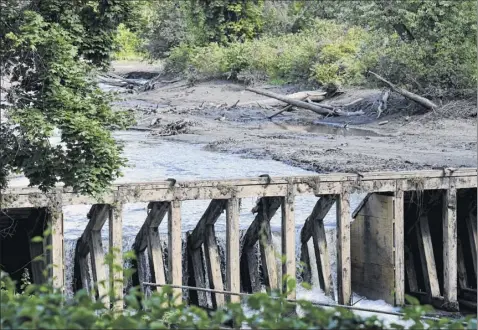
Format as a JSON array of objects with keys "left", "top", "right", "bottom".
[
  {"left": 113, "top": 24, "right": 146, "bottom": 61},
  {"left": 164, "top": 19, "right": 375, "bottom": 88},
  {"left": 261, "top": 1, "right": 297, "bottom": 36},
  {"left": 1, "top": 270, "right": 476, "bottom": 330},
  {"left": 294, "top": 0, "right": 478, "bottom": 98},
  {"left": 189, "top": 0, "right": 265, "bottom": 44},
  {"left": 143, "top": 1, "right": 206, "bottom": 60},
  {"left": 308, "top": 24, "right": 373, "bottom": 87},
  {"left": 160, "top": 1, "right": 476, "bottom": 98}
]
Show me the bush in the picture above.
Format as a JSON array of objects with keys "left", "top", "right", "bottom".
[
  {"left": 160, "top": 1, "right": 476, "bottom": 98},
  {"left": 165, "top": 19, "right": 376, "bottom": 88},
  {"left": 188, "top": 0, "right": 265, "bottom": 44},
  {"left": 293, "top": 0, "right": 478, "bottom": 98},
  {"left": 113, "top": 24, "right": 146, "bottom": 61},
  {"left": 261, "top": 1, "right": 297, "bottom": 36},
  {"left": 1, "top": 270, "right": 476, "bottom": 329},
  {"left": 142, "top": 1, "right": 206, "bottom": 60},
  {"left": 370, "top": 35, "right": 477, "bottom": 98}
]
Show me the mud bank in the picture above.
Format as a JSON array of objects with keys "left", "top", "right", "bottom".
[{"left": 110, "top": 61, "right": 477, "bottom": 174}]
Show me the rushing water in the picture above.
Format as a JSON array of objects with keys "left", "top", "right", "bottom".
[{"left": 9, "top": 130, "right": 406, "bottom": 326}]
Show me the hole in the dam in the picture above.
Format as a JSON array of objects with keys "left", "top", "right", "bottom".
[
  {"left": 401, "top": 188, "right": 477, "bottom": 312},
  {"left": 404, "top": 190, "right": 446, "bottom": 306},
  {"left": 0, "top": 207, "right": 49, "bottom": 291}
]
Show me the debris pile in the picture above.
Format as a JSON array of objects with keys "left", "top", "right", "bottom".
[{"left": 151, "top": 119, "right": 197, "bottom": 136}]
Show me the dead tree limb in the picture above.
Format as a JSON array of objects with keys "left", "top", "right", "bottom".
[
  {"left": 377, "top": 89, "right": 390, "bottom": 118},
  {"left": 269, "top": 93, "right": 332, "bottom": 119},
  {"left": 268, "top": 104, "right": 293, "bottom": 120},
  {"left": 268, "top": 94, "right": 317, "bottom": 119},
  {"left": 246, "top": 87, "right": 364, "bottom": 117},
  {"left": 239, "top": 90, "right": 327, "bottom": 108},
  {"left": 99, "top": 74, "right": 145, "bottom": 86},
  {"left": 228, "top": 99, "right": 240, "bottom": 110},
  {"left": 343, "top": 98, "right": 364, "bottom": 107},
  {"left": 368, "top": 71, "right": 437, "bottom": 111}
]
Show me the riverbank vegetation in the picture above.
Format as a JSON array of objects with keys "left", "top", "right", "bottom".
[{"left": 141, "top": 0, "right": 476, "bottom": 99}]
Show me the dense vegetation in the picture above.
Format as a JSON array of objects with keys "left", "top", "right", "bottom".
[
  {"left": 142, "top": 0, "right": 476, "bottom": 98},
  {"left": 1, "top": 267, "right": 476, "bottom": 329},
  {"left": 0, "top": 0, "right": 139, "bottom": 195}
]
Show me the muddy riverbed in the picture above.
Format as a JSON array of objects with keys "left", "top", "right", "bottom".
[{"left": 111, "top": 61, "right": 477, "bottom": 175}]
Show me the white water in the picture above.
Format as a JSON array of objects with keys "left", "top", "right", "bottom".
[{"left": 9, "top": 130, "right": 406, "bottom": 326}]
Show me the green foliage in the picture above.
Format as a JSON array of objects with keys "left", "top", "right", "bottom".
[
  {"left": 160, "top": 0, "right": 476, "bottom": 98},
  {"left": 1, "top": 270, "right": 476, "bottom": 329},
  {"left": 142, "top": 1, "right": 207, "bottom": 60},
  {"left": 145, "top": 0, "right": 266, "bottom": 60},
  {"left": 1, "top": 236, "right": 475, "bottom": 330},
  {"left": 190, "top": 0, "right": 265, "bottom": 44},
  {"left": 288, "top": 0, "right": 478, "bottom": 97},
  {"left": 113, "top": 24, "right": 146, "bottom": 60},
  {"left": 166, "top": 20, "right": 374, "bottom": 87},
  {"left": 0, "top": 0, "right": 137, "bottom": 195},
  {"left": 261, "top": 1, "right": 300, "bottom": 36}
]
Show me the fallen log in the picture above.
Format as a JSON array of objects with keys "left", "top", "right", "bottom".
[
  {"left": 239, "top": 90, "right": 327, "bottom": 108},
  {"left": 246, "top": 87, "right": 364, "bottom": 117},
  {"left": 98, "top": 77, "right": 129, "bottom": 87},
  {"left": 98, "top": 75, "right": 145, "bottom": 87},
  {"left": 316, "top": 98, "right": 364, "bottom": 110},
  {"left": 368, "top": 71, "right": 437, "bottom": 111},
  {"left": 343, "top": 98, "right": 364, "bottom": 107},
  {"left": 105, "top": 73, "right": 147, "bottom": 86}
]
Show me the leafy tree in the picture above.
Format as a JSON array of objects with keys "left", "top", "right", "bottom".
[
  {"left": 142, "top": 1, "right": 204, "bottom": 59},
  {"left": 0, "top": 0, "right": 140, "bottom": 195},
  {"left": 190, "top": 0, "right": 265, "bottom": 44},
  {"left": 290, "top": 0, "right": 477, "bottom": 97}
]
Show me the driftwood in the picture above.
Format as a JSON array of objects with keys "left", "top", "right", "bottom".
[
  {"left": 246, "top": 87, "right": 364, "bottom": 117},
  {"left": 368, "top": 71, "right": 437, "bottom": 111},
  {"left": 97, "top": 77, "right": 130, "bottom": 88},
  {"left": 268, "top": 104, "right": 293, "bottom": 119},
  {"left": 105, "top": 73, "right": 147, "bottom": 85},
  {"left": 314, "top": 98, "right": 363, "bottom": 111},
  {"left": 268, "top": 94, "right": 322, "bottom": 119},
  {"left": 98, "top": 75, "right": 145, "bottom": 87},
  {"left": 98, "top": 73, "right": 182, "bottom": 92},
  {"left": 228, "top": 100, "right": 240, "bottom": 110},
  {"left": 377, "top": 89, "right": 390, "bottom": 118},
  {"left": 343, "top": 98, "right": 363, "bottom": 107},
  {"left": 240, "top": 90, "right": 327, "bottom": 108}
]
